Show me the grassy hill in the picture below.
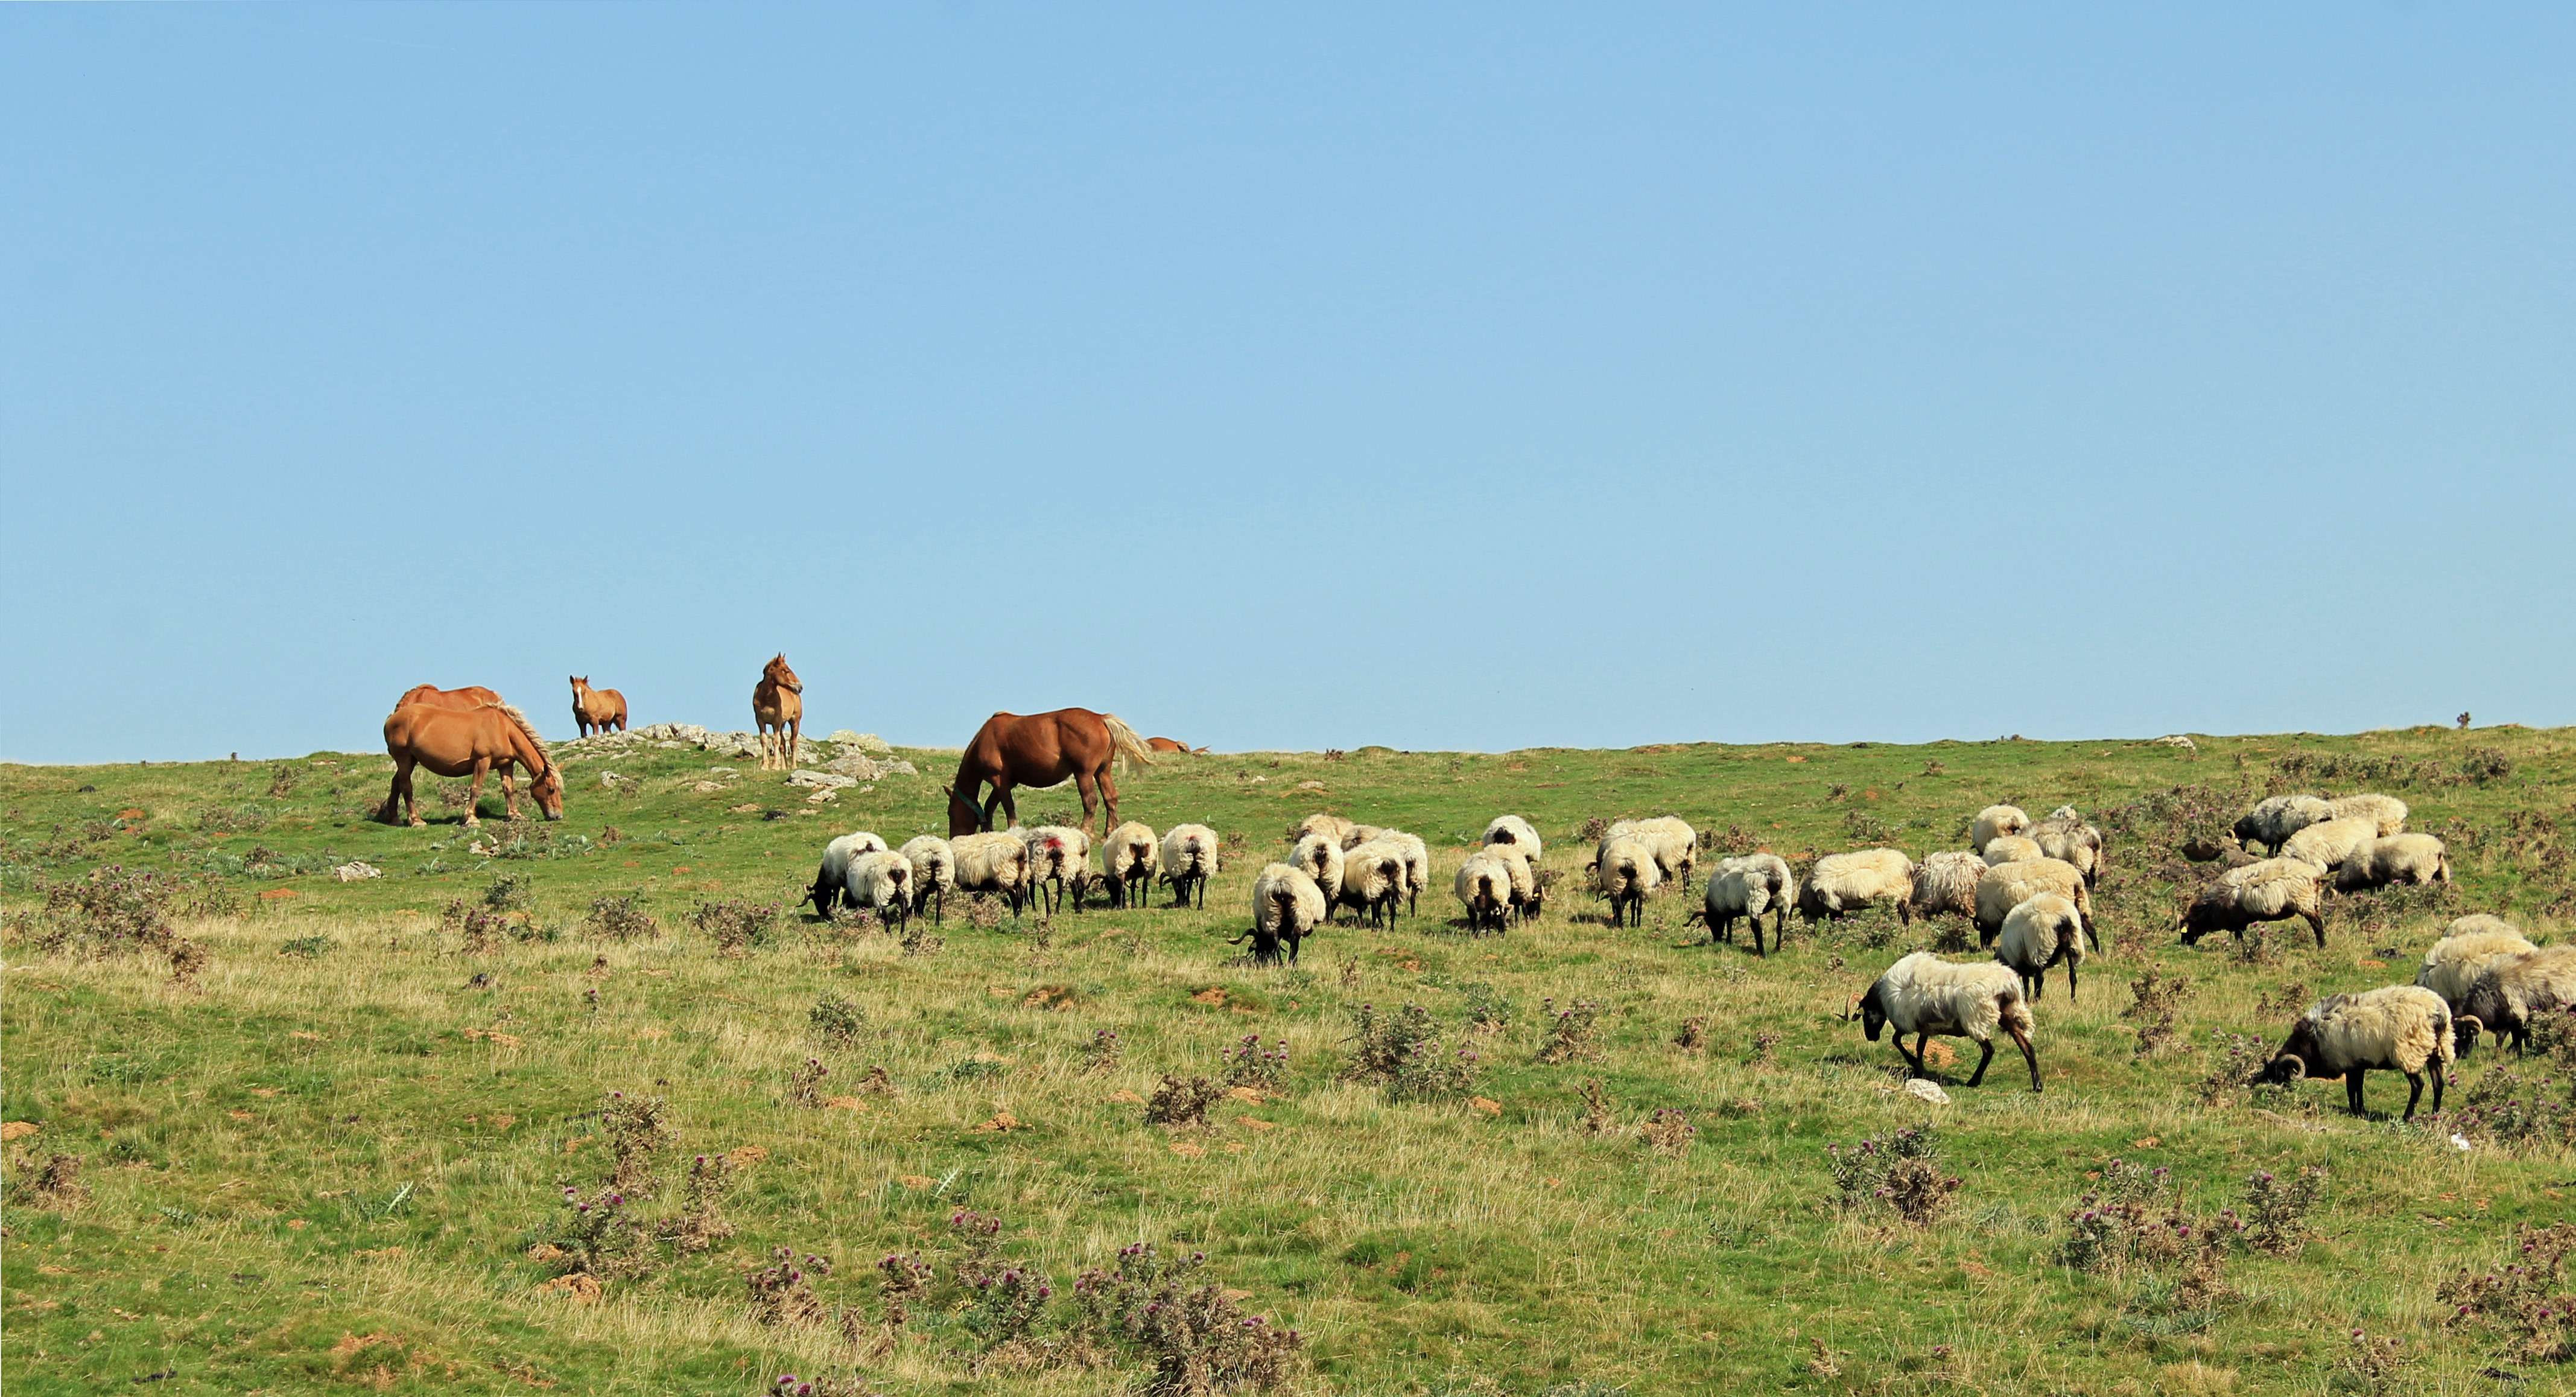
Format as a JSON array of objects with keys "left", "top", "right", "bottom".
[{"left": 4, "top": 722, "right": 2572, "bottom": 1396}]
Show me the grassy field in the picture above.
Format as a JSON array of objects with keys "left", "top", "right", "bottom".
[{"left": 5, "top": 722, "right": 2574, "bottom": 1396}]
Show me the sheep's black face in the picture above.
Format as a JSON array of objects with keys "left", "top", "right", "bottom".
[
  {"left": 2230, "top": 815, "right": 2262, "bottom": 846},
  {"left": 1859, "top": 990, "right": 1887, "bottom": 1042}
]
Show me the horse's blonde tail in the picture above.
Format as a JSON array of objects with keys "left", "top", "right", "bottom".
[{"left": 1102, "top": 714, "right": 1156, "bottom": 773}]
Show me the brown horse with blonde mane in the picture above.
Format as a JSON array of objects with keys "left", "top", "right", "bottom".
[
  {"left": 381, "top": 702, "right": 565, "bottom": 827},
  {"left": 571, "top": 676, "right": 627, "bottom": 737},
  {"left": 753, "top": 654, "right": 803, "bottom": 771},
  {"left": 395, "top": 683, "right": 502, "bottom": 711},
  {"left": 949, "top": 708, "right": 1155, "bottom": 838}
]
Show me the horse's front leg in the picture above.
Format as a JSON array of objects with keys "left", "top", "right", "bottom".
[
  {"left": 465, "top": 760, "right": 490, "bottom": 827},
  {"left": 500, "top": 762, "right": 519, "bottom": 821},
  {"left": 1073, "top": 770, "right": 1102, "bottom": 838},
  {"left": 787, "top": 718, "right": 800, "bottom": 770},
  {"left": 387, "top": 757, "right": 421, "bottom": 827},
  {"left": 1096, "top": 767, "right": 1118, "bottom": 836}
]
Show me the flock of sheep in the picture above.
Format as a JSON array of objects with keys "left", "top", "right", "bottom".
[{"left": 793, "top": 791, "right": 2572, "bottom": 1123}]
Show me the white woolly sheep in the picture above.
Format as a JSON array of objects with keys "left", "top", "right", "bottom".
[
  {"left": 1698, "top": 853, "right": 1794, "bottom": 956},
  {"left": 1367, "top": 830, "right": 1432, "bottom": 917},
  {"left": 2278, "top": 816, "right": 2378, "bottom": 871},
  {"left": 2417, "top": 922, "right": 2534, "bottom": 1043},
  {"left": 1015, "top": 824, "right": 1092, "bottom": 917},
  {"left": 804, "top": 831, "right": 892, "bottom": 915},
  {"left": 1100, "top": 821, "right": 1158, "bottom": 910},
  {"left": 1482, "top": 815, "right": 1544, "bottom": 867},
  {"left": 1287, "top": 832, "right": 1345, "bottom": 912},
  {"left": 1231, "top": 863, "right": 1327, "bottom": 964},
  {"left": 840, "top": 849, "right": 915, "bottom": 927},
  {"left": 1593, "top": 835, "right": 1664, "bottom": 928},
  {"left": 2232, "top": 795, "right": 2332, "bottom": 855},
  {"left": 2177, "top": 857, "right": 2324, "bottom": 949},
  {"left": 1970, "top": 806, "right": 2030, "bottom": 854},
  {"left": 1996, "top": 893, "right": 2086, "bottom": 1002},
  {"left": 1337, "top": 839, "right": 1409, "bottom": 928},
  {"left": 1485, "top": 842, "right": 1544, "bottom": 922},
  {"left": 1296, "top": 813, "right": 1356, "bottom": 848},
  {"left": 1973, "top": 858, "right": 2095, "bottom": 948},
  {"left": 2251, "top": 985, "right": 2455, "bottom": 1119},
  {"left": 1908, "top": 851, "right": 1986, "bottom": 924},
  {"left": 2028, "top": 806, "right": 2105, "bottom": 889},
  {"left": 898, "top": 835, "right": 956, "bottom": 923},
  {"left": 2324, "top": 793, "right": 2408, "bottom": 837},
  {"left": 1454, "top": 850, "right": 1517, "bottom": 934},
  {"left": 1159, "top": 824, "right": 1220, "bottom": 908},
  {"left": 1337, "top": 824, "right": 1385, "bottom": 852},
  {"left": 950, "top": 831, "right": 1030, "bottom": 915},
  {"left": 2458, "top": 946, "right": 2576, "bottom": 1057},
  {"left": 1608, "top": 816, "right": 1698, "bottom": 889},
  {"left": 1856, "top": 950, "right": 2041, "bottom": 1091},
  {"left": 1801, "top": 848, "right": 1915, "bottom": 924},
  {"left": 2333, "top": 834, "right": 2451, "bottom": 893},
  {"left": 1982, "top": 835, "right": 2044, "bottom": 867}
]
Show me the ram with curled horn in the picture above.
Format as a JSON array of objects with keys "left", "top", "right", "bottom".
[{"left": 2248, "top": 986, "right": 2460, "bottom": 1121}]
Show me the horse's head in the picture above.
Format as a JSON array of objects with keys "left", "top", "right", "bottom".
[
  {"left": 945, "top": 784, "right": 986, "bottom": 838},
  {"left": 571, "top": 675, "right": 589, "bottom": 695},
  {"left": 765, "top": 654, "right": 802, "bottom": 693},
  {"left": 531, "top": 762, "right": 566, "bottom": 821}
]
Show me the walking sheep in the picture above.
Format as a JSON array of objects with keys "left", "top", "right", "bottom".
[
  {"left": 2177, "top": 857, "right": 2325, "bottom": 949},
  {"left": 1100, "top": 821, "right": 1158, "bottom": 909},
  {"left": 2324, "top": 793, "right": 2409, "bottom": 837},
  {"left": 2277, "top": 816, "right": 2378, "bottom": 872},
  {"left": 804, "top": 832, "right": 892, "bottom": 915},
  {"left": 950, "top": 831, "right": 1030, "bottom": 917},
  {"left": 841, "top": 849, "right": 914, "bottom": 929},
  {"left": 2250, "top": 985, "right": 2456, "bottom": 1120},
  {"left": 898, "top": 835, "right": 956, "bottom": 923},
  {"left": 1908, "top": 851, "right": 1986, "bottom": 925},
  {"left": 1373, "top": 830, "right": 1432, "bottom": 916},
  {"left": 1800, "top": 848, "right": 1915, "bottom": 924},
  {"left": 1995, "top": 893, "right": 2086, "bottom": 1002},
  {"left": 1482, "top": 815, "right": 1544, "bottom": 868},
  {"left": 1231, "top": 864, "right": 1326, "bottom": 965},
  {"left": 1608, "top": 816, "right": 1698, "bottom": 890},
  {"left": 2458, "top": 946, "right": 2576, "bottom": 1056},
  {"left": 1286, "top": 832, "right": 1345, "bottom": 912},
  {"left": 1982, "top": 835, "right": 2044, "bottom": 867},
  {"left": 1337, "top": 841, "right": 1408, "bottom": 928},
  {"left": 1698, "top": 853, "right": 1794, "bottom": 955},
  {"left": 2028, "top": 806, "right": 2104, "bottom": 888},
  {"left": 1017, "top": 824, "right": 1091, "bottom": 917},
  {"left": 2332, "top": 834, "right": 2451, "bottom": 893},
  {"left": 1593, "top": 835, "right": 1663, "bottom": 928},
  {"left": 1160, "top": 824, "right": 1220, "bottom": 909},
  {"left": 2232, "top": 795, "right": 2332, "bottom": 856},
  {"left": 1970, "top": 806, "right": 2030, "bottom": 854},
  {"left": 1973, "top": 858, "right": 2095, "bottom": 948},
  {"left": 1854, "top": 951, "right": 2042, "bottom": 1091},
  {"left": 1455, "top": 850, "right": 1516, "bottom": 934}
]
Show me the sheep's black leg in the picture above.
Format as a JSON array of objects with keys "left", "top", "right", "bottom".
[
  {"left": 2065, "top": 961, "right": 2078, "bottom": 1001},
  {"left": 1967, "top": 1037, "right": 1995, "bottom": 1087},
  {"left": 1894, "top": 1042, "right": 1923, "bottom": 1080},
  {"left": 2346, "top": 1069, "right": 2367, "bottom": 1117},
  {"left": 1914, "top": 1033, "right": 1932, "bottom": 1077},
  {"left": 2305, "top": 910, "right": 2326, "bottom": 948},
  {"left": 1751, "top": 919, "right": 1766, "bottom": 958},
  {"left": 2008, "top": 1023, "right": 2041, "bottom": 1092},
  {"left": 2430, "top": 1062, "right": 2444, "bottom": 1114},
  {"left": 2402, "top": 1070, "right": 2425, "bottom": 1121}
]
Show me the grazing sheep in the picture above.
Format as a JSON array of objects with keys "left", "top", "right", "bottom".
[
  {"left": 1482, "top": 815, "right": 1544, "bottom": 867},
  {"left": 2028, "top": 806, "right": 2104, "bottom": 888},
  {"left": 898, "top": 835, "right": 956, "bottom": 923},
  {"left": 804, "top": 831, "right": 892, "bottom": 915},
  {"left": 2324, "top": 793, "right": 2409, "bottom": 837},
  {"left": 2333, "top": 834, "right": 2452, "bottom": 893},
  {"left": 2177, "top": 858, "right": 2325, "bottom": 949},
  {"left": 1337, "top": 824, "right": 1385, "bottom": 852},
  {"left": 2232, "top": 795, "right": 2332, "bottom": 856},
  {"left": 1593, "top": 835, "right": 1663, "bottom": 928},
  {"left": 1015, "top": 824, "right": 1091, "bottom": 917},
  {"left": 1698, "top": 853, "right": 1795, "bottom": 956},
  {"left": 1996, "top": 893, "right": 2086, "bottom": 1002},
  {"left": 1231, "top": 864, "right": 1327, "bottom": 964},
  {"left": 1372, "top": 830, "right": 1432, "bottom": 916},
  {"left": 1973, "top": 858, "right": 2095, "bottom": 948},
  {"left": 950, "top": 831, "right": 1030, "bottom": 915},
  {"left": 1485, "top": 842, "right": 1544, "bottom": 923},
  {"left": 1454, "top": 850, "right": 1517, "bottom": 934},
  {"left": 1296, "top": 813, "right": 1356, "bottom": 848},
  {"left": 1100, "top": 821, "right": 1158, "bottom": 909},
  {"left": 2458, "top": 946, "right": 2576, "bottom": 1056},
  {"left": 1159, "top": 824, "right": 1220, "bottom": 908},
  {"left": 2277, "top": 816, "right": 2378, "bottom": 871},
  {"left": 1856, "top": 951, "right": 2041, "bottom": 1091},
  {"left": 841, "top": 849, "right": 914, "bottom": 928},
  {"left": 2417, "top": 922, "right": 2536, "bottom": 1043},
  {"left": 1982, "top": 835, "right": 2044, "bottom": 867},
  {"left": 1908, "top": 851, "right": 1986, "bottom": 924},
  {"left": 1608, "top": 816, "right": 1699, "bottom": 889},
  {"left": 1286, "top": 832, "right": 1345, "bottom": 912},
  {"left": 1971, "top": 806, "right": 2030, "bottom": 854},
  {"left": 2250, "top": 985, "right": 2455, "bottom": 1120},
  {"left": 1336, "top": 841, "right": 1408, "bottom": 928},
  {"left": 1800, "top": 849, "right": 1915, "bottom": 924}
]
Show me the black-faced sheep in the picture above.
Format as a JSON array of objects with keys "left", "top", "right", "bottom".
[
  {"left": 1482, "top": 815, "right": 1543, "bottom": 867},
  {"left": 1485, "top": 842, "right": 1544, "bottom": 923},
  {"left": 2232, "top": 795, "right": 2331, "bottom": 856},
  {"left": 1159, "top": 824, "right": 1220, "bottom": 909},
  {"left": 1982, "top": 835, "right": 2044, "bottom": 867},
  {"left": 1698, "top": 853, "right": 1794, "bottom": 955},
  {"left": 2419, "top": 920, "right": 2536, "bottom": 1052},
  {"left": 1856, "top": 950, "right": 2041, "bottom": 1091},
  {"left": 1995, "top": 893, "right": 2085, "bottom": 1001},
  {"left": 1296, "top": 813, "right": 1357, "bottom": 848},
  {"left": 1454, "top": 850, "right": 1516, "bottom": 934},
  {"left": 1231, "top": 863, "right": 1326, "bottom": 965},
  {"left": 1593, "top": 835, "right": 1662, "bottom": 928},
  {"left": 2458, "top": 946, "right": 2576, "bottom": 1056},
  {"left": 2028, "top": 806, "right": 2104, "bottom": 889},
  {"left": 2250, "top": 985, "right": 2455, "bottom": 1120},
  {"left": 1908, "top": 851, "right": 1986, "bottom": 925},
  {"left": 840, "top": 849, "right": 913, "bottom": 928},
  {"left": 2332, "top": 834, "right": 2451, "bottom": 893},
  {"left": 2177, "top": 857, "right": 2324, "bottom": 949},
  {"left": 1100, "top": 821, "right": 1158, "bottom": 909},
  {"left": 803, "top": 831, "right": 891, "bottom": 915},
  {"left": 1287, "top": 832, "right": 1345, "bottom": 914},
  {"left": 1973, "top": 858, "right": 2095, "bottom": 948},
  {"left": 950, "top": 831, "right": 1030, "bottom": 916},
  {"left": 2277, "top": 816, "right": 2378, "bottom": 872},
  {"left": 1016, "top": 824, "right": 1091, "bottom": 917},
  {"left": 898, "top": 835, "right": 955, "bottom": 923},
  {"left": 1970, "top": 806, "right": 2030, "bottom": 854},
  {"left": 1799, "top": 848, "right": 1915, "bottom": 924},
  {"left": 1372, "top": 830, "right": 1431, "bottom": 915},
  {"left": 1608, "top": 816, "right": 1698, "bottom": 890},
  {"left": 1337, "top": 824, "right": 1385, "bottom": 852},
  {"left": 1336, "top": 841, "right": 1407, "bottom": 928},
  {"left": 2324, "top": 793, "right": 2408, "bottom": 837}
]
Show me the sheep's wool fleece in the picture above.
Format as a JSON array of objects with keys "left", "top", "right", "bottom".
[
  {"left": 1609, "top": 817, "right": 1696, "bottom": 880},
  {"left": 1455, "top": 851, "right": 1515, "bottom": 911},
  {"left": 1252, "top": 862, "right": 1327, "bottom": 935},
  {"left": 1017, "top": 825, "right": 1091, "bottom": 878},
  {"left": 1983, "top": 835, "right": 2045, "bottom": 867},
  {"left": 2473, "top": 946, "right": 2576, "bottom": 1026},
  {"left": 1909, "top": 851, "right": 1985, "bottom": 917},
  {"left": 819, "top": 831, "right": 891, "bottom": 883},
  {"left": 2240, "top": 794, "right": 2332, "bottom": 847},
  {"left": 950, "top": 832, "right": 1027, "bottom": 889},
  {"left": 1971, "top": 806, "right": 2030, "bottom": 854},
  {"left": 2200, "top": 858, "right": 2322, "bottom": 916},
  {"left": 2336, "top": 834, "right": 2449, "bottom": 891},
  {"left": 1296, "top": 813, "right": 1355, "bottom": 846},
  {"left": 1874, "top": 951, "right": 2032, "bottom": 1042},
  {"left": 1485, "top": 844, "right": 1538, "bottom": 902},
  {"left": 2298, "top": 986, "right": 2452, "bottom": 1076},
  {"left": 1289, "top": 832, "right": 1345, "bottom": 897},
  {"left": 2418, "top": 929, "right": 2536, "bottom": 1007},
  {"left": 843, "top": 850, "right": 914, "bottom": 909},
  {"left": 1812, "top": 848, "right": 1914, "bottom": 903},
  {"left": 1340, "top": 841, "right": 1404, "bottom": 900},
  {"left": 897, "top": 836, "right": 956, "bottom": 894},
  {"left": 1161, "top": 824, "right": 1220, "bottom": 876},
  {"left": 1102, "top": 822, "right": 1159, "bottom": 878},
  {"left": 2325, "top": 793, "right": 2409, "bottom": 837},
  {"left": 1975, "top": 858, "right": 2088, "bottom": 928},
  {"left": 1594, "top": 835, "right": 1663, "bottom": 896},
  {"left": 2279, "top": 816, "right": 2378, "bottom": 870},
  {"left": 1482, "top": 815, "right": 1543, "bottom": 862},
  {"left": 1997, "top": 894, "right": 2085, "bottom": 973},
  {"left": 1710, "top": 853, "right": 1793, "bottom": 918},
  {"left": 1373, "top": 830, "right": 1432, "bottom": 894}
]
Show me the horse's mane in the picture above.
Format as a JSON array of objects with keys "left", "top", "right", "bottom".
[{"left": 492, "top": 703, "right": 553, "bottom": 771}]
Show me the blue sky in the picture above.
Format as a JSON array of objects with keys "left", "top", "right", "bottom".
[{"left": 4, "top": 4, "right": 2570, "bottom": 762}]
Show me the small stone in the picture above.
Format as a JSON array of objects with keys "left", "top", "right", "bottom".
[{"left": 1903, "top": 1078, "right": 1951, "bottom": 1106}]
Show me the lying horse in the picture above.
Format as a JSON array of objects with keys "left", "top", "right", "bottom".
[
  {"left": 753, "top": 654, "right": 802, "bottom": 771},
  {"left": 382, "top": 702, "right": 564, "bottom": 827},
  {"left": 949, "top": 708, "right": 1154, "bottom": 838},
  {"left": 571, "top": 676, "right": 627, "bottom": 737}
]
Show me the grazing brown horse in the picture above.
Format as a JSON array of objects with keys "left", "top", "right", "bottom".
[
  {"left": 753, "top": 654, "right": 803, "bottom": 771},
  {"left": 1146, "top": 737, "right": 1190, "bottom": 754},
  {"left": 948, "top": 708, "right": 1154, "bottom": 838},
  {"left": 570, "top": 676, "right": 627, "bottom": 737},
  {"left": 381, "top": 703, "right": 564, "bottom": 827},
  {"left": 395, "top": 683, "right": 503, "bottom": 711}
]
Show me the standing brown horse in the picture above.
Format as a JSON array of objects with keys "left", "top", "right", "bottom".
[
  {"left": 949, "top": 709, "right": 1154, "bottom": 838},
  {"left": 570, "top": 676, "right": 628, "bottom": 737},
  {"left": 395, "top": 683, "right": 503, "bottom": 711},
  {"left": 381, "top": 703, "right": 564, "bottom": 827},
  {"left": 754, "top": 654, "right": 803, "bottom": 771}
]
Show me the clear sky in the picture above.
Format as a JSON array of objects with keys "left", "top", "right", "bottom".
[{"left": 4, "top": 4, "right": 2570, "bottom": 763}]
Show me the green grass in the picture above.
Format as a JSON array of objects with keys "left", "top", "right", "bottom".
[{"left": 4, "top": 725, "right": 2573, "bottom": 1395}]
